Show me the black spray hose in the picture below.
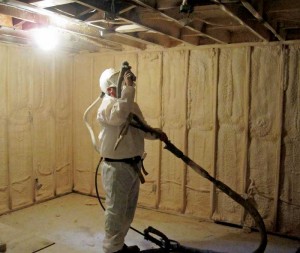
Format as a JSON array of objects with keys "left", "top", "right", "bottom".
[
  {"left": 94, "top": 157, "right": 106, "bottom": 212},
  {"left": 130, "top": 114, "right": 268, "bottom": 253},
  {"left": 91, "top": 117, "right": 267, "bottom": 253}
]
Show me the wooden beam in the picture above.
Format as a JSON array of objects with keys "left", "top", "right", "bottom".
[
  {"left": 0, "top": 1, "right": 137, "bottom": 50},
  {"left": 76, "top": 0, "right": 228, "bottom": 46},
  {"left": 156, "top": 0, "right": 215, "bottom": 10},
  {"left": 126, "top": 0, "right": 229, "bottom": 44},
  {"left": 49, "top": 4, "right": 80, "bottom": 17},
  {"left": 213, "top": 1, "right": 271, "bottom": 42},
  {"left": 29, "top": 0, "right": 75, "bottom": 8},
  {"left": 127, "top": 0, "right": 157, "bottom": 9},
  {"left": 203, "top": 28, "right": 231, "bottom": 44},
  {"left": 76, "top": 6, "right": 94, "bottom": 18},
  {"left": 128, "top": 6, "right": 225, "bottom": 45},
  {"left": 241, "top": 0, "right": 284, "bottom": 41},
  {"left": 137, "top": 30, "right": 183, "bottom": 47},
  {"left": 0, "top": 4, "right": 48, "bottom": 24},
  {"left": 0, "top": 26, "right": 30, "bottom": 40},
  {"left": 0, "top": 13, "right": 13, "bottom": 27},
  {"left": 74, "top": 0, "right": 131, "bottom": 14},
  {"left": 74, "top": 0, "right": 194, "bottom": 47},
  {"left": 76, "top": 0, "right": 195, "bottom": 46},
  {"left": 83, "top": 10, "right": 105, "bottom": 23},
  {"left": 241, "top": 0, "right": 263, "bottom": 21},
  {"left": 265, "top": 0, "right": 300, "bottom": 13},
  {"left": 103, "top": 32, "right": 148, "bottom": 49},
  {"left": 76, "top": 0, "right": 226, "bottom": 45},
  {"left": 0, "top": 33, "right": 29, "bottom": 44}
]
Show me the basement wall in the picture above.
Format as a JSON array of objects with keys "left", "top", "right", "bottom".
[
  {"left": 0, "top": 44, "right": 73, "bottom": 212},
  {"left": 0, "top": 42, "right": 299, "bottom": 239},
  {"left": 73, "top": 45, "right": 300, "bottom": 238}
]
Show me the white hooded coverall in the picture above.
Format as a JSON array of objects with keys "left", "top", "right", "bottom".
[{"left": 97, "top": 85, "right": 154, "bottom": 253}]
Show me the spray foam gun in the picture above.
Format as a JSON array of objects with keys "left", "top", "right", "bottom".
[{"left": 116, "top": 61, "right": 136, "bottom": 98}]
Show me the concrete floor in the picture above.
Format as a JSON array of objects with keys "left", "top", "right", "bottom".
[{"left": 0, "top": 193, "right": 299, "bottom": 253}]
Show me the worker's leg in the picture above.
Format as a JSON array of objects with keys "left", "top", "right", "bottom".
[
  {"left": 101, "top": 161, "right": 139, "bottom": 253},
  {"left": 123, "top": 163, "right": 140, "bottom": 235}
]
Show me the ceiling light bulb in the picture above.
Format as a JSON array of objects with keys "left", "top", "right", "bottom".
[{"left": 32, "top": 27, "right": 59, "bottom": 51}]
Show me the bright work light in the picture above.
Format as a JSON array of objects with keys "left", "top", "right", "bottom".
[{"left": 32, "top": 27, "right": 59, "bottom": 51}]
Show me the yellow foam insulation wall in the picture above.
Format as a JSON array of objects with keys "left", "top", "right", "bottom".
[
  {"left": 136, "top": 52, "right": 162, "bottom": 208},
  {"left": 1, "top": 42, "right": 299, "bottom": 238},
  {"left": 0, "top": 43, "right": 73, "bottom": 212},
  {"left": 73, "top": 45, "right": 300, "bottom": 237},
  {"left": 280, "top": 45, "right": 300, "bottom": 236},
  {"left": 248, "top": 46, "right": 283, "bottom": 229},
  {"left": 186, "top": 49, "right": 217, "bottom": 218},
  {"left": 0, "top": 45, "right": 9, "bottom": 214},
  {"left": 54, "top": 55, "right": 73, "bottom": 195},
  {"left": 214, "top": 47, "right": 249, "bottom": 224}
]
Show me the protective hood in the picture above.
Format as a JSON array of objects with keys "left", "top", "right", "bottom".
[{"left": 99, "top": 68, "right": 120, "bottom": 94}]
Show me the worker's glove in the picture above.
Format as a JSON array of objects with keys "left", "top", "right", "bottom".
[{"left": 154, "top": 128, "right": 168, "bottom": 142}]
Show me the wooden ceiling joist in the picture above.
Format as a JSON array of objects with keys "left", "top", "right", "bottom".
[
  {"left": 214, "top": 1, "right": 271, "bottom": 42},
  {"left": 29, "top": 0, "right": 75, "bottom": 8},
  {"left": 0, "top": 0, "right": 299, "bottom": 52},
  {"left": 0, "top": 0, "right": 146, "bottom": 50},
  {"left": 241, "top": 0, "right": 284, "bottom": 41},
  {"left": 0, "top": 4, "right": 48, "bottom": 24}
]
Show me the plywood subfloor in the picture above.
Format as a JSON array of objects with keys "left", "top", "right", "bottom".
[{"left": 0, "top": 193, "right": 298, "bottom": 253}]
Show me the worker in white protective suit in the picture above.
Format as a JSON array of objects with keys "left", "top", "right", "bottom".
[{"left": 97, "top": 67, "right": 167, "bottom": 253}]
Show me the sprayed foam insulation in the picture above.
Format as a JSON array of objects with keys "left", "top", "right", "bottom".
[
  {"left": 159, "top": 50, "right": 189, "bottom": 213},
  {"left": 0, "top": 45, "right": 9, "bottom": 214},
  {"left": 136, "top": 52, "right": 162, "bottom": 208},
  {"left": 279, "top": 45, "right": 300, "bottom": 236},
  {"left": 72, "top": 46, "right": 300, "bottom": 237},
  {"left": 54, "top": 56, "right": 73, "bottom": 195},
  {"left": 214, "top": 47, "right": 249, "bottom": 224},
  {"left": 73, "top": 54, "right": 95, "bottom": 194},
  {"left": 186, "top": 49, "right": 217, "bottom": 218},
  {"left": 1, "top": 42, "right": 300, "bottom": 238},
  {"left": 0, "top": 44, "right": 73, "bottom": 211},
  {"left": 248, "top": 46, "right": 283, "bottom": 230}
]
